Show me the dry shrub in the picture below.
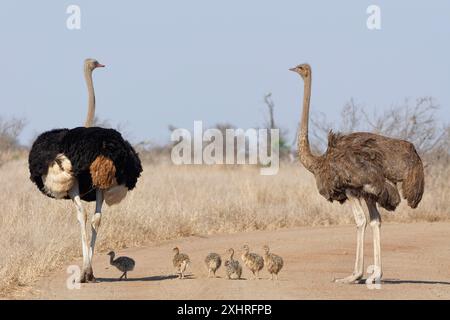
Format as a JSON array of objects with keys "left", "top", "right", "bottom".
[
  {"left": 310, "top": 97, "right": 450, "bottom": 164},
  {"left": 0, "top": 117, "right": 27, "bottom": 167}
]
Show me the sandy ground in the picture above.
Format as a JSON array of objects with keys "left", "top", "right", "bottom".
[{"left": 23, "top": 222, "right": 450, "bottom": 300}]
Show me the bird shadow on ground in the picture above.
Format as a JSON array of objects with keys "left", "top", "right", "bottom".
[
  {"left": 205, "top": 275, "right": 248, "bottom": 280},
  {"left": 96, "top": 274, "right": 179, "bottom": 282},
  {"left": 176, "top": 274, "right": 196, "bottom": 280},
  {"left": 381, "top": 279, "right": 450, "bottom": 285},
  {"left": 205, "top": 276, "right": 250, "bottom": 280},
  {"left": 351, "top": 278, "right": 450, "bottom": 286}
]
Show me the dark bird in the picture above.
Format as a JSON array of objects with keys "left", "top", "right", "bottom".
[
  {"left": 28, "top": 59, "right": 143, "bottom": 283},
  {"left": 290, "top": 63, "right": 424, "bottom": 284},
  {"left": 107, "top": 251, "right": 135, "bottom": 280}
]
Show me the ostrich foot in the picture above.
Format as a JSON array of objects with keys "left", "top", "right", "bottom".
[
  {"left": 79, "top": 267, "right": 96, "bottom": 283},
  {"left": 333, "top": 272, "right": 363, "bottom": 284},
  {"left": 365, "top": 272, "right": 383, "bottom": 285}
]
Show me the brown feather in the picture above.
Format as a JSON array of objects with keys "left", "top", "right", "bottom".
[
  {"left": 312, "top": 132, "right": 423, "bottom": 211},
  {"left": 401, "top": 147, "right": 425, "bottom": 208},
  {"left": 89, "top": 155, "right": 117, "bottom": 189}
]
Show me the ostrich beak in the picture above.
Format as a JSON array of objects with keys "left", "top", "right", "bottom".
[
  {"left": 97, "top": 64, "right": 106, "bottom": 68},
  {"left": 289, "top": 67, "right": 296, "bottom": 72}
]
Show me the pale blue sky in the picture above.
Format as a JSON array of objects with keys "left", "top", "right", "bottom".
[{"left": 0, "top": 1, "right": 449, "bottom": 145}]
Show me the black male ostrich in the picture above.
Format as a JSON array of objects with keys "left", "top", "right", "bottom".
[{"left": 28, "top": 59, "right": 142, "bottom": 283}]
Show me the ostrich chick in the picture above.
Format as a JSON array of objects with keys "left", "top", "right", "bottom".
[
  {"left": 107, "top": 251, "right": 135, "bottom": 280},
  {"left": 205, "top": 253, "right": 222, "bottom": 278},
  {"left": 241, "top": 245, "right": 264, "bottom": 279},
  {"left": 173, "top": 247, "right": 190, "bottom": 279},
  {"left": 263, "top": 245, "right": 284, "bottom": 280},
  {"left": 224, "top": 248, "right": 242, "bottom": 280}
]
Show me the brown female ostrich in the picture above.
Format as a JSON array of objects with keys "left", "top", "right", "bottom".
[{"left": 290, "top": 64, "right": 424, "bottom": 284}]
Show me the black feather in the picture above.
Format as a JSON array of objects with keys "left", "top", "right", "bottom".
[{"left": 29, "top": 127, "right": 142, "bottom": 202}]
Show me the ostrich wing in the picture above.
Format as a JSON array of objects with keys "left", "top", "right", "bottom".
[{"left": 315, "top": 132, "right": 401, "bottom": 210}]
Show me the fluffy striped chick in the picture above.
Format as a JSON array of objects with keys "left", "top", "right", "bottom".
[
  {"left": 241, "top": 245, "right": 264, "bottom": 279},
  {"left": 263, "top": 245, "right": 284, "bottom": 280},
  {"left": 173, "top": 247, "right": 190, "bottom": 279},
  {"left": 205, "top": 253, "right": 222, "bottom": 278},
  {"left": 107, "top": 251, "right": 135, "bottom": 280},
  {"left": 224, "top": 248, "right": 242, "bottom": 280}
]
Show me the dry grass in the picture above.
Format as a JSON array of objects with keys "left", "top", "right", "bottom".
[{"left": 0, "top": 158, "right": 449, "bottom": 297}]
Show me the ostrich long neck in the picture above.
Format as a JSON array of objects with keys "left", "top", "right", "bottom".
[
  {"left": 297, "top": 72, "right": 317, "bottom": 173},
  {"left": 84, "top": 65, "right": 95, "bottom": 127},
  {"left": 109, "top": 254, "right": 115, "bottom": 265}
]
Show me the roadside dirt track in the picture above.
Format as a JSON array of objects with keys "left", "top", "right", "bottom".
[{"left": 24, "top": 222, "right": 450, "bottom": 299}]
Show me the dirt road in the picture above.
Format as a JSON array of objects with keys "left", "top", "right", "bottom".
[{"left": 24, "top": 222, "right": 450, "bottom": 299}]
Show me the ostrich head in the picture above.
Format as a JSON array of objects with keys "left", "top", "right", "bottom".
[
  {"left": 107, "top": 251, "right": 115, "bottom": 257},
  {"left": 173, "top": 247, "right": 180, "bottom": 254},
  {"left": 263, "top": 245, "right": 270, "bottom": 253},
  {"left": 242, "top": 245, "right": 250, "bottom": 253},
  {"left": 84, "top": 58, "right": 105, "bottom": 71},
  {"left": 289, "top": 63, "right": 311, "bottom": 79}
]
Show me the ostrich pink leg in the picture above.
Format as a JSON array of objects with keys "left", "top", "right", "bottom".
[
  {"left": 68, "top": 180, "right": 93, "bottom": 283},
  {"left": 366, "top": 199, "right": 383, "bottom": 284},
  {"left": 335, "top": 194, "right": 367, "bottom": 283},
  {"left": 89, "top": 189, "right": 104, "bottom": 263}
]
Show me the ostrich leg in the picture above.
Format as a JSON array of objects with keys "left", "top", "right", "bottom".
[
  {"left": 86, "top": 189, "right": 104, "bottom": 281},
  {"left": 69, "top": 180, "right": 94, "bottom": 283},
  {"left": 365, "top": 199, "right": 382, "bottom": 284},
  {"left": 335, "top": 194, "right": 367, "bottom": 283},
  {"left": 89, "top": 190, "right": 104, "bottom": 261}
]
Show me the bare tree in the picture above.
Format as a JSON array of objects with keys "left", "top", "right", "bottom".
[
  {"left": 310, "top": 97, "right": 449, "bottom": 163},
  {"left": 0, "top": 116, "right": 26, "bottom": 150},
  {"left": 264, "top": 93, "right": 275, "bottom": 129},
  {"left": 0, "top": 116, "right": 27, "bottom": 166},
  {"left": 262, "top": 93, "right": 291, "bottom": 159}
]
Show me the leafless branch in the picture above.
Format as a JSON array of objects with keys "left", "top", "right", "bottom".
[{"left": 310, "top": 97, "right": 449, "bottom": 163}]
